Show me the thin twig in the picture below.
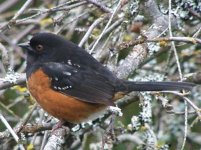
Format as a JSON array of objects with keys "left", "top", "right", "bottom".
[
  {"left": 79, "top": 17, "right": 106, "bottom": 47},
  {"left": 12, "top": 0, "right": 33, "bottom": 20},
  {"left": 118, "top": 36, "right": 201, "bottom": 51},
  {"left": 16, "top": 1, "right": 87, "bottom": 24},
  {"left": 40, "top": 131, "right": 49, "bottom": 150},
  {"left": 168, "top": 0, "right": 182, "bottom": 80},
  {"left": 169, "top": 1, "right": 186, "bottom": 149},
  {"left": 17, "top": 103, "right": 38, "bottom": 133},
  {"left": 192, "top": 26, "right": 201, "bottom": 38},
  {"left": 0, "top": 113, "right": 19, "bottom": 142},
  {"left": 166, "top": 110, "right": 196, "bottom": 115},
  {"left": 90, "top": 0, "right": 122, "bottom": 54},
  {"left": 0, "top": 0, "right": 19, "bottom": 14},
  {"left": 0, "top": 0, "right": 33, "bottom": 32},
  {"left": 151, "top": 37, "right": 201, "bottom": 44},
  {"left": 0, "top": 101, "right": 20, "bottom": 119},
  {"left": 158, "top": 91, "right": 201, "bottom": 119},
  {"left": 56, "top": 10, "right": 90, "bottom": 34},
  {"left": 86, "top": 0, "right": 112, "bottom": 13},
  {"left": 0, "top": 42, "right": 9, "bottom": 71}
]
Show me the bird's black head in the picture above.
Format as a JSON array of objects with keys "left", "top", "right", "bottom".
[
  {"left": 19, "top": 32, "right": 68, "bottom": 60},
  {"left": 19, "top": 32, "right": 72, "bottom": 77}
]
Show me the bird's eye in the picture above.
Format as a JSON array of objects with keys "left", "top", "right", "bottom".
[{"left": 36, "top": 44, "right": 43, "bottom": 51}]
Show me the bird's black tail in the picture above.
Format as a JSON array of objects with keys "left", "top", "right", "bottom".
[{"left": 116, "top": 81, "right": 195, "bottom": 92}]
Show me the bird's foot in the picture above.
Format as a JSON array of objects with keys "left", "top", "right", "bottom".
[{"left": 51, "top": 120, "right": 65, "bottom": 133}]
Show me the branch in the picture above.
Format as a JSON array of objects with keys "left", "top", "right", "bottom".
[
  {"left": 16, "top": 1, "right": 87, "bottom": 24},
  {"left": 0, "top": 0, "right": 19, "bottom": 14},
  {"left": 0, "top": 42, "right": 9, "bottom": 71},
  {"left": 0, "top": 73, "right": 26, "bottom": 90},
  {"left": 110, "top": 0, "right": 179, "bottom": 79},
  {"left": 89, "top": 0, "right": 122, "bottom": 54},
  {"left": 168, "top": 1, "right": 186, "bottom": 148},
  {"left": 44, "top": 127, "right": 69, "bottom": 150},
  {"left": 157, "top": 91, "right": 201, "bottom": 119},
  {"left": 86, "top": 0, "right": 112, "bottom": 13},
  {"left": 115, "top": 44, "right": 148, "bottom": 79},
  {"left": 79, "top": 17, "right": 106, "bottom": 47},
  {"left": 118, "top": 37, "right": 201, "bottom": 51},
  {"left": 0, "top": 0, "right": 33, "bottom": 32},
  {"left": 0, "top": 113, "right": 19, "bottom": 142}
]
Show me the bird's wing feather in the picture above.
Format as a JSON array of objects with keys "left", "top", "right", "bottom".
[{"left": 42, "top": 62, "right": 115, "bottom": 106}]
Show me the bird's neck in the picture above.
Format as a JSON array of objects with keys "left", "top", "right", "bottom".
[{"left": 26, "top": 53, "right": 41, "bottom": 79}]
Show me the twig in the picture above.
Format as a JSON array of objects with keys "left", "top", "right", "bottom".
[
  {"left": 102, "top": 17, "right": 124, "bottom": 36},
  {"left": 56, "top": 10, "right": 90, "bottom": 34},
  {"left": 16, "top": 1, "right": 87, "bottom": 24},
  {"left": 116, "top": 44, "right": 148, "bottom": 79},
  {"left": 0, "top": 113, "right": 19, "bottom": 142},
  {"left": 151, "top": 37, "right": 201, "bottom": 44},
  {"left": 0, "top": 73, "right": 26, "bottom": 90},
  {"left": 158, "top": 91, "right": 201, "bottom": 119},
  {"left": 13, "top": 0, "right": 33, "bottom": 20},
  {"left": 169, "top": 1, "right": 186, "bottom": 149},
  {"left": 90, "top": 0, "right": 122, "bottom": 54},
  {"left": 79, "top": 17, "right": 106, "bottom": 47},
  {"left": 0, "top": 104, "right": 37, "bottom": 140},
  {"left": 183, "top": 99, "right": 188, "bottom": 150},
  {"left": 188, "top": 8, "right": 201, "bottom": 20},
  {"left": 0, "top": 42, "right": 9, "bottom": 71},
  {"left": 52, "top": 0, "right": 81, "bottom": 9},
  {"left": 168, "top": 0, "right": 182, "bottom": 80},
  {"left": 17, "top": 104, "right": 38, "bottom": 133},
  {"left": 7, "top": 96, "right": 24, "bottom": 109},
  {"left": 118, "top": 36, "right": 201, "bottom": 51},
  {"left": 145, "top": 124, "right": 157, "bottom": 150},
  {"left": 0, "top": 0, "right": 33, "bottom": 32},
  {"left": 44, "top": 127, "right": 69, "bottom": 150},
  {"left": 40, "top": 131, "right": 49, "bottom": 150},
  {"left": 155, "top": 95, "right": 197, "bottom": 115},
  {"left": 193, "top": 26, "right": 201, "bottom": 38},
  {"left": 166, "top": 110, "right": 196, "bottom": 115},
  {"left": 86, "top": 0, "right": 112, "bottom": 13},
  {"left": 0, "top": 0, "right": 19, "bottom": 14},
  {"left": 117, "top": 134, "right": 144, "bottom": 145},
  {"left": 0, "top": 101, "right": 20, "bottom": 119},
  {"left": 0, "top": 122, "right": 53, "bottom": 140}
]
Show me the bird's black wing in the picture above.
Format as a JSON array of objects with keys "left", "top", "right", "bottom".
[{"left": 42, "top": 62, "right": 116, "bottom": 106}]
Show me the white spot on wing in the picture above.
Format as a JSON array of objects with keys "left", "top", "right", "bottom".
[
  {"left": 63, "top": 71, "right": 71, "bottom": 76},
  {"left": 75, "top": 64, "right": 80, "bottom": 68},
  {"left": 67, "top": 60, "right": 72, "bottom": 65}
]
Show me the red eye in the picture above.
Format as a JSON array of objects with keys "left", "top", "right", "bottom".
[{"left": 36, "top": 44, "right": 43, "bottom": 51}]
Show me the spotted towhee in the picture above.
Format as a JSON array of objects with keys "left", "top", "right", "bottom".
[{"left": 19, "top": 33, "right": 194, "bottom": 123}]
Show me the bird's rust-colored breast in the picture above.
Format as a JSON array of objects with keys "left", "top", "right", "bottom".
[{"left": 27, "top": 68, "right": 106, "bottom": 123}]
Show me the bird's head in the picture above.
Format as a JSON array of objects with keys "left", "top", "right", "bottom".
[{"left": 19, "top": 32, "right": 69, "bottom": 63}]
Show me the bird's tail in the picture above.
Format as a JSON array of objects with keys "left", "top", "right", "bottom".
[{"left": 116, "top": 81, "right": 195, "bottom": 92}]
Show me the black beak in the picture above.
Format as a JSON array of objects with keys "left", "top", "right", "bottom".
[{"left": 18, "top": 42, "right": 34, "bottom": 52}]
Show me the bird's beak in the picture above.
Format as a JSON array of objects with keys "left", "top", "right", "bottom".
[{"left": 18, "top": 42, "right": 34, "bottom": 52}]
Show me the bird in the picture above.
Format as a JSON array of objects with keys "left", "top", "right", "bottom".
[{"left": 19, "top": 32, "right": 195, "bottom": 124}]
